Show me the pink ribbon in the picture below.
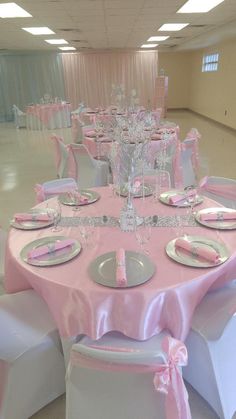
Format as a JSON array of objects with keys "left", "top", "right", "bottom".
[
  {"left": 199, "top": 176, "right": 236, "bottom": 200},
  {"left": 154, "top": 337, "right": 191, "bottom": 419},
  {"left": 70, "top": 336, "right": 191, "bottom": 419}
]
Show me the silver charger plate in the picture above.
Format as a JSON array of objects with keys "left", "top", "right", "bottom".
[
  {"left": 59, "top": 189, "right": 100, "bottom": 206},
  {"left": 166, "top": 235, "right": 229, "bottom": 268},
  {"left": 195, "top": 207, "right": 236, "bottom": 230},
  {"left": 11, "top": 208, "right": 54, "bottom": 230},
  {"left": 117, "top": 184, "right": 153, "bottom": 198},
  {"left": 88, "top": 250, "right": 155, "bottom": 288},
  {"left": 20, "top": 235, "right": 82, "bottom": 267},
  {"left": 159, "top": 189, "right": 203, "bottom": 207}
]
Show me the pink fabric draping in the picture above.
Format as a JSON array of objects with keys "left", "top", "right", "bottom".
[
  {"left": 199, "top": 176, "right": 236, "bottom": 200},
  {"left": 70, "top": 336, "right": 191, "bottom": 419},
  {"left": 4, "top": 188, "right": 236, "bottom": 342},
  {"left": 26, "top": 103, "right": 71, "bottom": 125},
  {"left": 61, "top": 51, "right": 158, "bottom": 109}
]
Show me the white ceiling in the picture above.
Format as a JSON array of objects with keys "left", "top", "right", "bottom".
[{"left": 0, "top": 0, "right": 236, "bottom": 52}]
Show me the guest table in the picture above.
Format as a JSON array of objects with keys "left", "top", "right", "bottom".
[
  {"left": 5, "top": 187, "right": 236, "bottom": 342},
  {"left": 26, "top": 103, "right": 71, "bottom": 130}
]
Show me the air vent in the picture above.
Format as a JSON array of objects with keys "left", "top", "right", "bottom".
[
  {"left": 59, "top": 28, "right": 81, "bottom": 32},
  {"left": 189, "top": 24, "right": 208, "bottom": 28},
  {"left": 70, "top": 40, "right": 88, "bottom": 43}
]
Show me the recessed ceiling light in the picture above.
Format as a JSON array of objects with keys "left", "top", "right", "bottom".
[
  {"left": 22, "top": 27, "right": 55, "bottom": 35},
  {"left": 45, "top": 39, "right": 68, "bottom": 45},
  {"left": 147, "top": 36, "right": 169, "bottom": 42},
  {"left": 158, "top": 23, "right": 189, "bottom": 31},
  {"left": 0, "top": 2, "right": 32, "bottom": 18},
  {"left": 177, "top": 0, "right": 224, "bottom": 13},
  {"left": 141, "top": 44, "right": 158, "bottom": 48},
  {"left": 59, "top": 46, "right": 76, "bottom": 51}
]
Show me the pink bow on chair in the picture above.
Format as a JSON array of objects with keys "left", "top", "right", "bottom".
[{"left": 154, "top": 336, "right": 191, "bottom": 419}]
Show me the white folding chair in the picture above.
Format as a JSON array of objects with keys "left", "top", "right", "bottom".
[
  {"left": 0, "top": 290, "right": 65, "bottom": 419},
  {"left": 12, "top": 105, "right": 26, "bottom": 129},
  {"left": 67, "top": 144, "right": 109, "bottom": 189},
  {"left": 199, "top": 176, "right": 236, "bottom": 209},
  {"left": 66, "top": 331, "right": 191, "bottom": 419},
  {"left": 35, "top": 177, "right": 78, "bottom": 203},
  {"left": 50, "top": 134, "right": 69, "bottom": 178},
  {"left": 183, "top": 281, "right": 236, "bottom": 419}
]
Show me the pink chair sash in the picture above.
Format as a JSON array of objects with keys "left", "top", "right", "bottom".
[
  {"left": 35, "top": 181, "right": 77, "bottom": 203},
  {"left": 199, "top": 176, "right": 236, "bottom": 200},
  {"left": 70, "top": 336, "right": 191, "bottom": 419}
]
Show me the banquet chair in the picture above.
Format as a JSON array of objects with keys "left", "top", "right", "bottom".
[
  {"left": 67, "top": 144, "right": 109, "bottom": 189},
  {"left": 66, "top": 331, "right": 191, "bottom": 419},
  {"left": 71, "top": 115, "right": 84, "bottom": 143},
  {"left": 183, "top": 281, "right": 236, "bottom": 419},
  {"left": 199, "top": 176, "right": 236, "bottom": 209},
  {"left": 50, "top": 134, "right": 69, "bottom": 178},
  {"left": 0, "top": 290, "right": 65, "bottom": 419},
  {"left": 181, "top": 136, "right": 199, "bottom": 188},
  {"left": 35, "top": 177, "right": 77, "bottom": 203},
  {"left": 154, "top": 135, "right": 182, "bottom": 188},
  {"left": 12, "top": 104, "right": 26, "bottom": 129}
]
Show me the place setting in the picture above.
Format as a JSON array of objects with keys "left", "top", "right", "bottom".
[
  {"left": 116, "top": 181, "right": 153, "bottom": 198},
  {"left": 195, "top": 207, "right": 236, "bottom": 230},
  {"left": 10, "top": 208, "right": 55, "bottom": 230},
  {"left": 88, "top": 247, "right": 155, "bottom": 288},
  {"left": 159, "top": 187, "right": 203, "bottom": 207},
  {"left": 20, "top": 235, "right": 82, "bottom": 267},
  {"left": 165, "top": 234, "right": 230, "bottom": 268},
  {"left": 59, "top": 189, "right": 101, "bottom": 207}
]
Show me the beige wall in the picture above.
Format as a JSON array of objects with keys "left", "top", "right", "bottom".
[
  {"left": 189, "top": 38, "right": 236, "bottom": 130},
  {"left": 159, "top": 38, "right": 236, "bottom": 130},
  {"left": 158, "top": 52, "right": 192, "bottom": 109}
]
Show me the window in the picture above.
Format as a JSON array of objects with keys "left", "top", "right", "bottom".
[{"left": 202, "top": 53, "right": 219, "bottom": 72}]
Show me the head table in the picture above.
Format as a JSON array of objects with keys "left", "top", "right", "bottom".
[{"left": 5, "top": 187, "right": 236, "bottom": 342}]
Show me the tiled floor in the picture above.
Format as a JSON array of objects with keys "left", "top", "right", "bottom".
[{"left": 1, "top": 110, "right": 235, "bottom": 418}]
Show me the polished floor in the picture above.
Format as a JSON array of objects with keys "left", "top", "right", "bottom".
[{"left": 0, "top": 110, "right": 235, "bottom": 419}]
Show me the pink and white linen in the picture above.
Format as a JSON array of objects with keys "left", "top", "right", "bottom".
[
  {"left": 4, "top": 188, "right": 236, "bottom": 341},
  {"left": 27, "top": 103, "right": 71, "bottom": 126}
]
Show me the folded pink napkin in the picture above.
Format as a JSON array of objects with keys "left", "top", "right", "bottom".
[
  {"left": 200, "top": 211, "right": 236, "bottom": 221},
  {"left": 175, "top": 238, "right": 219, "bottom": 263},
  {"left": 15, "top": 213, "right": 51, "bottom": 222},
  {"left": 169, "top": 190, "right": 196, "bottom": 205},
  {"left": 116, "top": 248, "right": 127, "bottom": 287},
  {"left": 28, "top": 239, "right": 76, "bottom": 259}
]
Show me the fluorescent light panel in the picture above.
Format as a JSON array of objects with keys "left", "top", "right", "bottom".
[
  {"left": 141, "top": 44, "right": 158, "bottom": 48},
  {"left": 147, "top": 36, "right": 169, "bottom": 41},
  {"left": 177, "top": 0, "right": 224, "bottom": 13},
  {"left": 0, "top": 2, "right": 32, "bottom": 18},
  {"left": 45, "top": 39, "right": 68, "bottom": 45},
  {"left": 22, "top": 27, "right": 55, "bottom": 35},
  {"left": 59, "top": 46, "right": 76, "bottom": 51},
  {"left": 158, "top": 23, "right": 189, "bottom": 31}
]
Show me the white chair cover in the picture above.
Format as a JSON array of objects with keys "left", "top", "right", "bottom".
[
  {"left": 12, "top": 105, "right": 26, "bottom": 128},
  {"left": 0, "top": 290, "right": 65, "bottom": 419},
  {"left": 66, "top": 331, "right": 191, "bottom": 419},
  {"left": 35, "top": 177, "right": 77, "bottom": 203},
  {"left": 67, "top": 144, "right": 109, "bottom": 189},
  {"left": 181, "top": 137, "right": 199, "bottom": 187},
  {"left": 50, "top": 135, "right": 69, "bottom": 178},
  {"left": 183, "top": 281, "right": 236, "bottom": 419}
]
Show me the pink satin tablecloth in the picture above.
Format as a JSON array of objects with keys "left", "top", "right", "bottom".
[
  {"left": 26, "top": 103, "right": 71, "bottom": 129},
  {"left": 5, "top": 188, "right": 236, "bottom": 341}
]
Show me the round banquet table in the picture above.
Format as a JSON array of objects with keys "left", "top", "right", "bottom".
[
  {"left": 26, "top": 103, "right": 71, "bottom": 130},
  {"left": 5, "top": 187, "right": 236, "bottom": 342}
]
